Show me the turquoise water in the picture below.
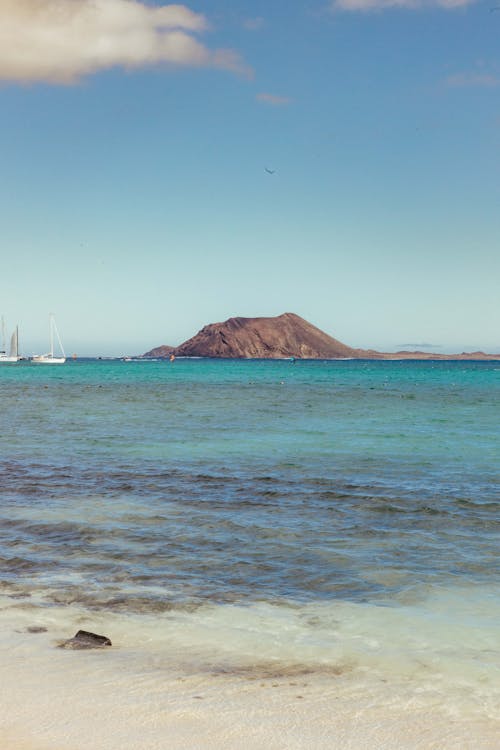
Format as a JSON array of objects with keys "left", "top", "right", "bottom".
[
  {"left": 2, "top": 358, "right": 500, "bottom": 731},
  {"left": 1, "top": 358, "right": 498, "bottom": 608}
]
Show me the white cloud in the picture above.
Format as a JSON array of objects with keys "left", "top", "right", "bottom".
[
  {"left": 446, "top": 72, "right": 500, "bottom": 87},
  {"left": 333, "top": 0, "right": 474, "bottom": 11},
  {"left": 0, "top": 0, "right": 250, "bottom": 84},
  {"left": 256, "top": 92, "right": 292, "bottom": 106}
]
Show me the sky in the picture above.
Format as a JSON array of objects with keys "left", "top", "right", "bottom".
[{"left": 1, "top": 0, "right": 499, "bottom": 356}]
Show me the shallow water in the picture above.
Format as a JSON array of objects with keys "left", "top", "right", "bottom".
[{"left": 0, "top": 358, "right": 499, "bottom": 740}]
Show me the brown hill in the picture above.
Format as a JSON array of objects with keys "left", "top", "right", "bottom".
[{"left": 172, "top": 313, "right": 366, "bottom": 359}]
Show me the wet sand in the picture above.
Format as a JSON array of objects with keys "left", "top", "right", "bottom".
[
  {"left": 1, "top": 619, "right": 499, "bottom": 750},
  {"left": 2, "top": 676, "right": 499, "bottom": 750}
]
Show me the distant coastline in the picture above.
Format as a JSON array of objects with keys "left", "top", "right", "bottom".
[{"left": 142, "top": 313, "right": 500, "bottom": 361}]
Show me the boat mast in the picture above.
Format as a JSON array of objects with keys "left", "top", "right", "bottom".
[
  {"left": 48, "top": 314, "right": 65, "bottom": 359},
  {"left": 49, "top": 314, "right": 54, "bottom": 358},
  {"left": 54, "top": 318, "right": 65, "bottom": 358}
]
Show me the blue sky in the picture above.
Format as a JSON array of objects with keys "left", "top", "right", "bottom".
[{"left": 1, "top": 0, "right": 499, "bottom": 356}]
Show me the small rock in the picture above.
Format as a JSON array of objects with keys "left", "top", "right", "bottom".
[
  {"left": 27, "top": 626, "right": 47, "bottom": 634},
  {"left": 59, "top": 629, "right": 112, "bottom": 650}
]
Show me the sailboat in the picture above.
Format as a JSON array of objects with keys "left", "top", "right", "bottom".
[
  {"left": 31, "top": 314, "right": 66, "bottom": 364},
  {"left": 0, "top": 317, "right": 21, "bottom": 363}
]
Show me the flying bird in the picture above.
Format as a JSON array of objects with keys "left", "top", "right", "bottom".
[{"left": 265, "top": 167, "right": 276, "bottom": 174}]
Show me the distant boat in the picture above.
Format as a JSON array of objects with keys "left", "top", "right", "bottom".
[
  {"left": 31, "top": 314, "right": 66, "bottom": 364},
  {"left": 0, "top": 317, "right": 21, "bottom": 363}
]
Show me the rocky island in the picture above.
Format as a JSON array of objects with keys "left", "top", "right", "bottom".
[
  {"left": 143, "top": 313, "right": 499, "bottom": 360},
  {"left": 174, "top": 313, "right": 366, "bottom": 359}
]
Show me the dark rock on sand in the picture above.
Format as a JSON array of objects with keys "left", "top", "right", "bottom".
[
  {"left": 27, "top": 626, "right": 48, "bottom": 634},
  {"left": 59, "top": 629, "right": 112, "bottom": 650}
]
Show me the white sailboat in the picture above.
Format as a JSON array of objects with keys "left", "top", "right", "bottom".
[
  {"left": 32, "top": 314, "right": 66, "bottom": 364},
  {"left": 0, "top": 317, "right": 21, "bottom": 363}
]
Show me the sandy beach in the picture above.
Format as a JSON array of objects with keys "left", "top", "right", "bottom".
[
  {"left": 1, "top": 591, "right": 499, "bottom": 750},
  {"left": 2, "top": 648, "right": 500, "bottom": 750},
  {"left": 2, "top": 667, "right": 499, "bottom": 750}
]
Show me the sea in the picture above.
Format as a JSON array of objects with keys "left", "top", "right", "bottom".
[{"left": 0, "top": 358, "right": 499, "bottom": 749}]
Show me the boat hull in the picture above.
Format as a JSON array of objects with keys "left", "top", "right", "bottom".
[{"left": 31, "top": 356, "right": 66, "bottom": 364}]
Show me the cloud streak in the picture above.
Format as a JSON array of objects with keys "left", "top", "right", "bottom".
[
  {"left": 332, "top": 0, "right": 475, "bottom": 11},
  {"left": 445, "top": 72, "right": 500, "bottom": 87},
  {"left": 0, "top": 0, "right": 250, "bottom": 84},
  {"left": 256, "top": 92, "right": 292, "bottom": 106},
  {"left": 397, "top": 342, "right": 442, "bottom": 349}
]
